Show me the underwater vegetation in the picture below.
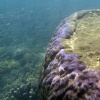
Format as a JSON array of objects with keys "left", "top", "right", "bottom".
[
  {"left": 39, "top": 9, "right": 100, "bottom": 100},
  {"left": 5, "top": 80, "right": 38, "bottom": 100},
  {"left": 0, "top": 45, "right": 43, "bottom": 100},
  {"left": 0, "top": 11, "right": 46, "bottom": 100}
]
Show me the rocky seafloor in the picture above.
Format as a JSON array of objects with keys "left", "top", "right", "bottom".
[{"left": 39, "top": 9, "right": 100, "bottom": 100}]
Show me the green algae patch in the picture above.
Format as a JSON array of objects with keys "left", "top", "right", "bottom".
[{"left": 61, "top": 11, "right": 100, "bottom": 71}]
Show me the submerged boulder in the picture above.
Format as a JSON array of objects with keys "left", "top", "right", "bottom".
[{"left": 39, "top": 9, "right": 100, "bottom": 100}]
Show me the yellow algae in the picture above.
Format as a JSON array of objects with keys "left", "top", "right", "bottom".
[
  {"left": 61, "top": 11, "right": 100, "bottom": 71},
  {"left": 70, "top": 13, "right": 78, "bottom": 21},
  {"left": 4, "top": 60, "right": 18, "bottom": 69},
  {"left": 68, "top": 24, "right": 75, "bottom": 31}
]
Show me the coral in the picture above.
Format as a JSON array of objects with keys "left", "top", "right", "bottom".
[
  {"left": 12, "top": 48, "right": 26, "bottom": 60},
  {"left": 0, "top": 11, "right": 46, "bottom": 99},
  {"left": 5, "top": 80, "right": 38, "bottom": 100},
  {"left": 0, "top": 45, "right": 42, "bottom": 99},
  {"left": 39, "top": 9, "right": 100, "bottom": 100}
]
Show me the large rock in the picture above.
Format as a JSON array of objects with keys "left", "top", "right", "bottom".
[{"left": 39, "top": 9, "right": 100, "bottom": 100}]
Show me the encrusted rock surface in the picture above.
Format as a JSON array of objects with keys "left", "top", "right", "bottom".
[{"left": 39, "top": 9, "right": 100, "bottom": 100}]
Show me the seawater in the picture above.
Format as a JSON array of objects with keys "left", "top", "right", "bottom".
[{"left": 0, "top": 0, "right": 100, "bottom": 99}]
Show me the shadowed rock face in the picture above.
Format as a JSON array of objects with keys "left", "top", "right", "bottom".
[{"left": 39, "top": 9, "right": 100, "bottom": 100}]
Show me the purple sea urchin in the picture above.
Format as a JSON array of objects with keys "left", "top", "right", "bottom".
[{"left": 39, "top": 9, "right": 100, "bottom": 100}]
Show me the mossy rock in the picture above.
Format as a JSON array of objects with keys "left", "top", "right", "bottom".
[{"left": 39, "top": 9, "right": 100, "bottom": 100}]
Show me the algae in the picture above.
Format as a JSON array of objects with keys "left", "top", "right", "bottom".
[{"left": 61, "top": 11, "right": 100, "bottom": 71}]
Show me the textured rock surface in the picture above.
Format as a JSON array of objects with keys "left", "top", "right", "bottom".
[{"left": 39, "top": 9, "right": 100, "bottom": 100}]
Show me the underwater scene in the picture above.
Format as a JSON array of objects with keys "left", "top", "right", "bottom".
[{"left": 0, "top": 0, "right": 100, "bottom": 100}]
